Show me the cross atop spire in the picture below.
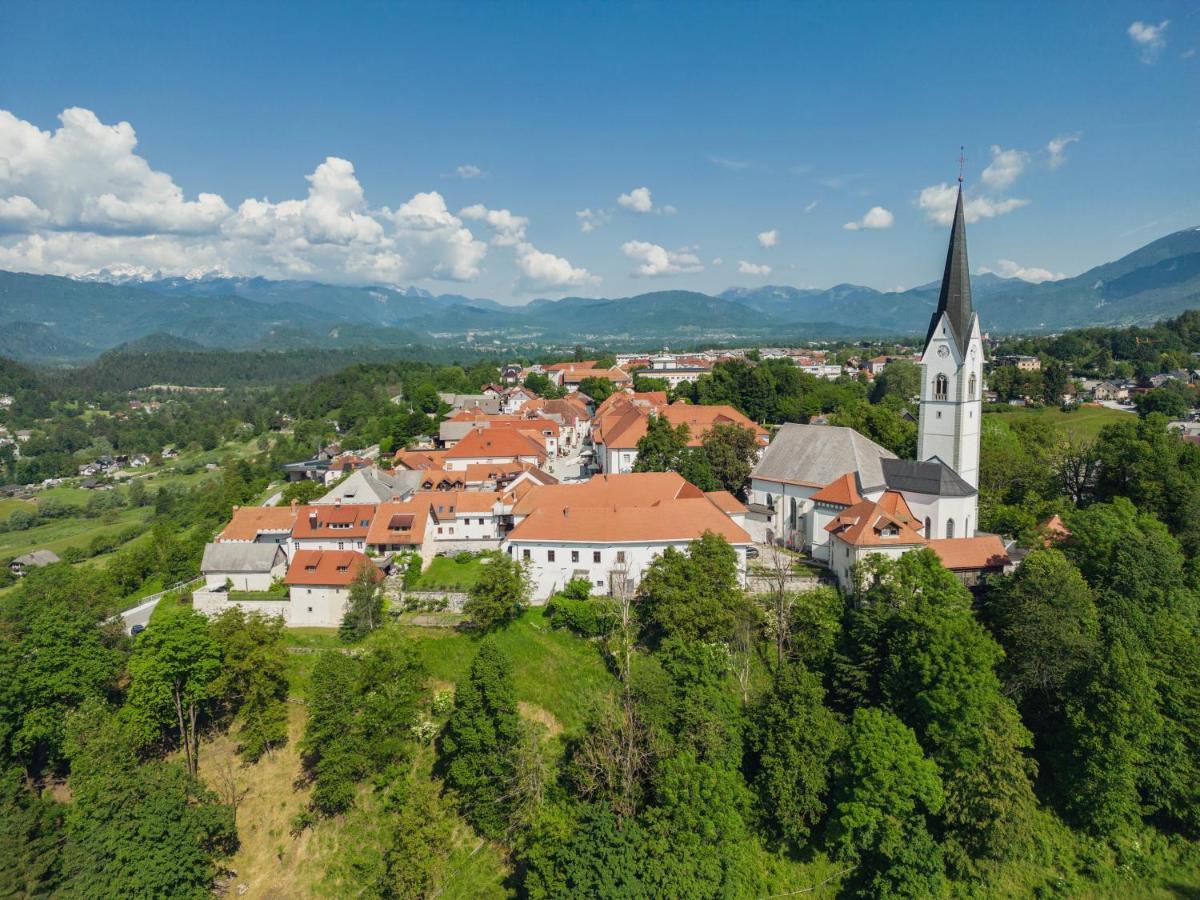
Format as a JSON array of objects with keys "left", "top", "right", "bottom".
[
  {"left": 957, "top": 146, "right": 965, "bottom": 184},
  {"left": 925, "top": 180, "right": 975, "bottom": 356}
]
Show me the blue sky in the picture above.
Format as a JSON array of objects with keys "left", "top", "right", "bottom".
[{"left": 1, "top": 0, "right": 1197, "bottom": 303}]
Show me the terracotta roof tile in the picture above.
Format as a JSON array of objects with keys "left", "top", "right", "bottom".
[
  {"left": 285, "top": 549, "right": 381, "bottom": 586},
  {"left": 218, "top": 505, "right": 299, "bottom": 542},
  {"left": 810, "top": 473, "right": 862, "bottom": 507},
  {"left": 292, "top": 504, "right": 376, "bottom": 539},
  {"left": 507, "top": 498, "right": 751, "bottom": 544},
  {"left": 825, "top": 498, "right": 926, "bottom": 547},
  {"left": 927, "top": 535, "right": 1009, "bottom": 571}
]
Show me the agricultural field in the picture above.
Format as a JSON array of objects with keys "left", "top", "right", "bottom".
[{"left": 984, "top": 403, "right": 1134, "bottom": 441}]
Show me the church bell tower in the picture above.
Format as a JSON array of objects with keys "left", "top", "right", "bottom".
[{"left": 917, "top": 183, "right": 983, "bottom": 488}]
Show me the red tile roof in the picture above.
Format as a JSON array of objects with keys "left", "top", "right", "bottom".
[
  {"left": 927, "top": 535, "right": 1010, "bottom": 571},
  {"left": 825, "top": 498, "right": 926, "bottom": 547},
  {"left": 810, "top": 473, "right": 862, "bottom": 507},
  {"left": 218, "top": 505, "right": 298, "bottom": 542},
  {"left": 285, "top": 549, "right": 380, "bottom": 587},
  {"left": 506, "top": 498, "right": 751, "bottom": 544},
  {"left": 445, "top": 427, "right": 548, "bottom": 463},
  {"left": 291, "top": 504, "right": 376, "bottom": 539}
]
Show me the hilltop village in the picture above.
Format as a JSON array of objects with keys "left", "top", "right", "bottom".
[{"left": 190, "top": 187, "right": 1008, "bottom": 626}]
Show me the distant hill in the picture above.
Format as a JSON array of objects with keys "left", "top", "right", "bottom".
[{"left": 2, "top": 225, "right": 1198, "bottom": 359}]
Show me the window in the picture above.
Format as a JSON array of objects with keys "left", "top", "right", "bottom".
[
  {"left": 924, "top": 516, "right": 931, "bottom": 537},
  {"left": 934, "top": 374, "right": 949, "bottom": 401},
  {"left": 968, "top": 373, "right": 977, "bottom": 400},
  {"left": 571, "top": 550, "right": 579, "bottom": 563},
  {"left": 789, "top": 498, "right": 799, "bottom": 530},
  {"left": 616, "top": 551, "right": 626, "bottom": 564},
  {"left": 337, "top": 541, "right": 344, "bottom": 550},
  {"left": 523, "top": 548, "right": 531, "bottom": 561},
  {"left": 945, "top": 518, "right": 955, "bottom": 539},
  {"left": 308, "top": 606, "right": 313, "bottom": 612},
  {"left": 548, "top": 550, "right": 556, "bottom": 562}
]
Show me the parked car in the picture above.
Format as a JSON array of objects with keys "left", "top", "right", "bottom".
[
  {"left": 745, "top": 547, "right": 760, "bottom": 559},
  {"left": 130, "top": 624, "right": 146, "bottom": 636}
]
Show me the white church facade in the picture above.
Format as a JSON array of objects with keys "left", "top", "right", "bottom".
[{"left": 749, "top": 183, "right": 1008, "bottom": 589}]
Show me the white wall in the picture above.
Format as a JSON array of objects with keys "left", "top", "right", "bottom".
[
  {"left": 918, "top": 314, "right": 983, "bottom": 488},
  {"left": 194, "top": 591, "right": 291, "bottom": 622},
  {"left": 287, "top": 585, "right": 351, "bottom": 628},
  {"left": 749, "top": 477, "right": 818, "bottom": 548},
  {"left": 201, "top": 562, "right": 284, "bottom": 592},
  {"left": 829, "top": 541, "right": 915, "bottom": 591},
  {"left": 292, "top": 536, "right": 367, "bottom": 553},
  {"left": 505, "top": 538, "right": 748, "bottom": 601},
  {"left": 900, "top": 491, "right": 977, "bottom": 540}
]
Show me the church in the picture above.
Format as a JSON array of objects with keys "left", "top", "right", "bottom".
[{"left": 748, "top": 184, "right": 1009, "bottom": 589}]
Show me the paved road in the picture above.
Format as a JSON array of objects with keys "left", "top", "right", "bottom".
[
  {"left": 119, "top": 596, "right": 161, "bottom": 634},
  {"left": 1098, "top": 400, "right": 1137, "bottom": 413}
]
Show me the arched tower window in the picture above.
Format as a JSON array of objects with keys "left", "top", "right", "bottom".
[
  {"left": 945, "top": 518, "right": 955, "bottom": 539},
  {"left": 968, "top": 373, "right": 977, "bottom": 400},
  {"left": 924, "top": 517, "right": 932, "bottom": 537},
  {"left": 934, "top": 374, "right": 949, "bottom": 401},
  {"left": 789, "top": 498, "right": 799, "bottom": 529}
]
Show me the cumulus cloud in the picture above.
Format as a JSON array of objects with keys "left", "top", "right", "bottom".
[
  {"left": 1046, "top": 134, "right": 1080, "bottom": 169},
  {"left": 458, "top": 203, "right": 528, "bottom": 246},
  {"left": 981, "top": 146, "right": 1029, "bottom": 190},
  {"left": 576, "top": 207, "right": 611, "bottom": 233},
  {"left": 616, "top": 186, "right": 675, "bottom": 216},
  {"left": 622, "top": 240, "right": 703, "bottom": 277},
  {"left": 979, "top": 258, "right": 1067, "bottom": 283},
  {"left": 0, "top": 106, "right": 499, "bottom": 285},
  {"left": 916, "top": 183, "right": 1029, "bottom": 226},
  {"left": 757, "top": 229, "right": 778, "bottom": 248},
  {"left": 711, "top": 257, "right": 724, "bottom": 266},
  {"left": 514, "top": 242, "right": 596, "bottom": 292},
  {"left": 737, "top": 260, "right": 771, "bottom": 276},
  {"left": 843, "top": 206, "right": 894, "bottom": 231},
  {"left": 1129, "top": 20, "right": 1169, "bottom": 62},
  {"left": 449, "top": 163, "right": 484, "bottom": 179}
]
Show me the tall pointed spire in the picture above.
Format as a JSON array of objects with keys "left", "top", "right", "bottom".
[{"left": 925, "top": 184, "right": 974, "bottom": 356}]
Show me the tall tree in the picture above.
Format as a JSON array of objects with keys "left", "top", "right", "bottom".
[
  {"left": 700, "top": 422, "right": 760, "bottom": 494},
  {"left": 439, "top": 637, "right": 522, "bottom": 839},
  {"left": 464, "top": 551, "right": 531, "bottom": 631},
  {"left": 340, "top": 563, "right": 384, "bottom": 641},
  {"left": 632, "top": 414, "right": 690, "bottom": 474},
  {"left": 125, "top": 605, "right": 221, "bottom": 777},
  {"left": 300, "top": 651, "right": 367, "bottom": 815},
  {"left": 209, "top": 608, "right": 290, "bottom": 762},
  {"left": 750, "top": 661, "right": 844, "bottom": 849},
  {"left": 828, "top": 708, "right": 945, "bottom": 900},
  {"left": 636, "top": 531, "right": 746, "bottom": 645}
]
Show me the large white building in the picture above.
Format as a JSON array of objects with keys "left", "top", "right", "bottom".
[
  {"left": 501, "top": 472, "right": 752, "bottom": 600},
  {"left": 748, "top": 183, "right": 1006, "bottom": 589}
]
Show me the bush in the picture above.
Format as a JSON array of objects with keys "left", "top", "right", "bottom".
[
  {"left": 60, "top": 546, "right": 86, "bottom": 563},
  {"left": 547, "top": 595, "right": 618, "bottom": 638},
  {"left": 454, "top": 550, "right": 475, "bottom": 564}
]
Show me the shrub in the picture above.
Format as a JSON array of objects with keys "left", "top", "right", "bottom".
[
  {"left": 548, "top": 595, "right": 618, "bottom": 638},
  {"left": 454, "top": 550, "right": 475, "bottom": 564}
]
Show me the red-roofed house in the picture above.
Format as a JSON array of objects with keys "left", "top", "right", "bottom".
[
  {"left": 290, "top": 503, "right": 376, "bottom": 554},
  {"left": 285, "top": 549, "right": 381, "bottom": 627},
  {"left": 444, "top": 427, "right": 548, "bottom": 471}
]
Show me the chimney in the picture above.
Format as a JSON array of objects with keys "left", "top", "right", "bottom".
[
  {"left": 563, "top": 506, "right": 570, "bottom": 518},
  {"left": 291, "top": 498, "right": 298, "bottom": 510},
  {"left": 232, "top": 505, "right": 240, "bottom": 512},
  {"left": 334, "top": 497, "right": 341, "bottom": 508}
]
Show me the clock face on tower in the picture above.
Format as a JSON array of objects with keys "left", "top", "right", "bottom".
[{"left": 937, "top": 345, "right": 950, "bottom": 358}]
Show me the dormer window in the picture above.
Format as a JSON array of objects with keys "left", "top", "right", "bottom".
[{"left": 934, "top": 374, "right": 949, "bottom": 401}]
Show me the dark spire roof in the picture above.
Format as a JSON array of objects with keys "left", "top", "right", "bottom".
[{"left": 925, "top": 185, "right": 975, "bottom": 356}]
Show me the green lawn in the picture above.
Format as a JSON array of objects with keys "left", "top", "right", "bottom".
[
  {"left": 0, "top": 497, "right": 31, "bottom": 523},
  {"left": 985, "top": 403, "right": 1133, "bottom": 441},
  {"left": 284, "top": 607, "right": 615, "bottom": 737},
  {"left": 0, "top": 506, "right": 151, "bottom": 563},
  {"left": 409, "top": 554, "right": 490, "bottom": 591}
]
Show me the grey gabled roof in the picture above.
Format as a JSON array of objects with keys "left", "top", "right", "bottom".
[
  {"left": 882, "top": 456, "right": 976, "bottom": 498},
  {"left": 317, "top": 467, "right": 422, "bottom": 505},
  {"left": 925, "top": 185, "right": 976, "bottom": 357},
  {"left": 752, "top": 424, "right": 896, "bottom": 492},
  {"left": 201, "top": 542, "right": 285, "bottom": 573},
  {"left": 12, "top": 549, "right": 60, "bottom": 567}
]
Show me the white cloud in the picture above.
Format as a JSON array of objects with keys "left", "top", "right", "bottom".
[
  {"left": 514, "top": 242, "right": 596, "bottom": 292},
  {"left": 576, "top": 208, "right": 611, "bottom": 233},
  {"left": 916, "top": 183, "right": 1029, "bottom": 225},
  {"left": 458, "top": 203, "right": 528, "bottom": 246},
  {"left": 622, "top": 240, "right": 703, "bottom": 277},
  {"left": 0, "top": 106, "right": 497, "bottom": 285},
  {"left": 617, "top": 186, "right": 654, "bottom": 213},
  {"left": 757, "top": 229, "right": 778, "bottom": 248},
  {"left": 616, "top": 186, "right": 676, "bottom": 216},
  {"left": 1129, "top": 20, "right": 1169, "bottom": 62},
  {"left": 1046, "top": 134, "right": 1080, "bottom": 169},
  {"left": 843, "top": 206, "right": 895, "bottom": 231},
  {"left": 981, "top": 145, "right": 1029, "bottom": 190},
  {"left": 979, "top": 258, "right": 1067, "bottom": 283},
  {"left": 450, "top": 163, "right": 484, "bottom": 179},
  {"left": 737, "top": 260, "right": 771, "bottom": 276},
  {"left": 0, "top": 107, "right": 231, "bottom": 235},
  {"left": 711, "top": 257, "right": 723, "bottom": 266},
  {"left": 804, "top": 199, "right": 819, "bottom": 213}
]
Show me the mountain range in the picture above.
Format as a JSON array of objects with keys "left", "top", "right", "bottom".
[{"left": 2, "top": 225, "right": 1198, "bottom": 362}]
